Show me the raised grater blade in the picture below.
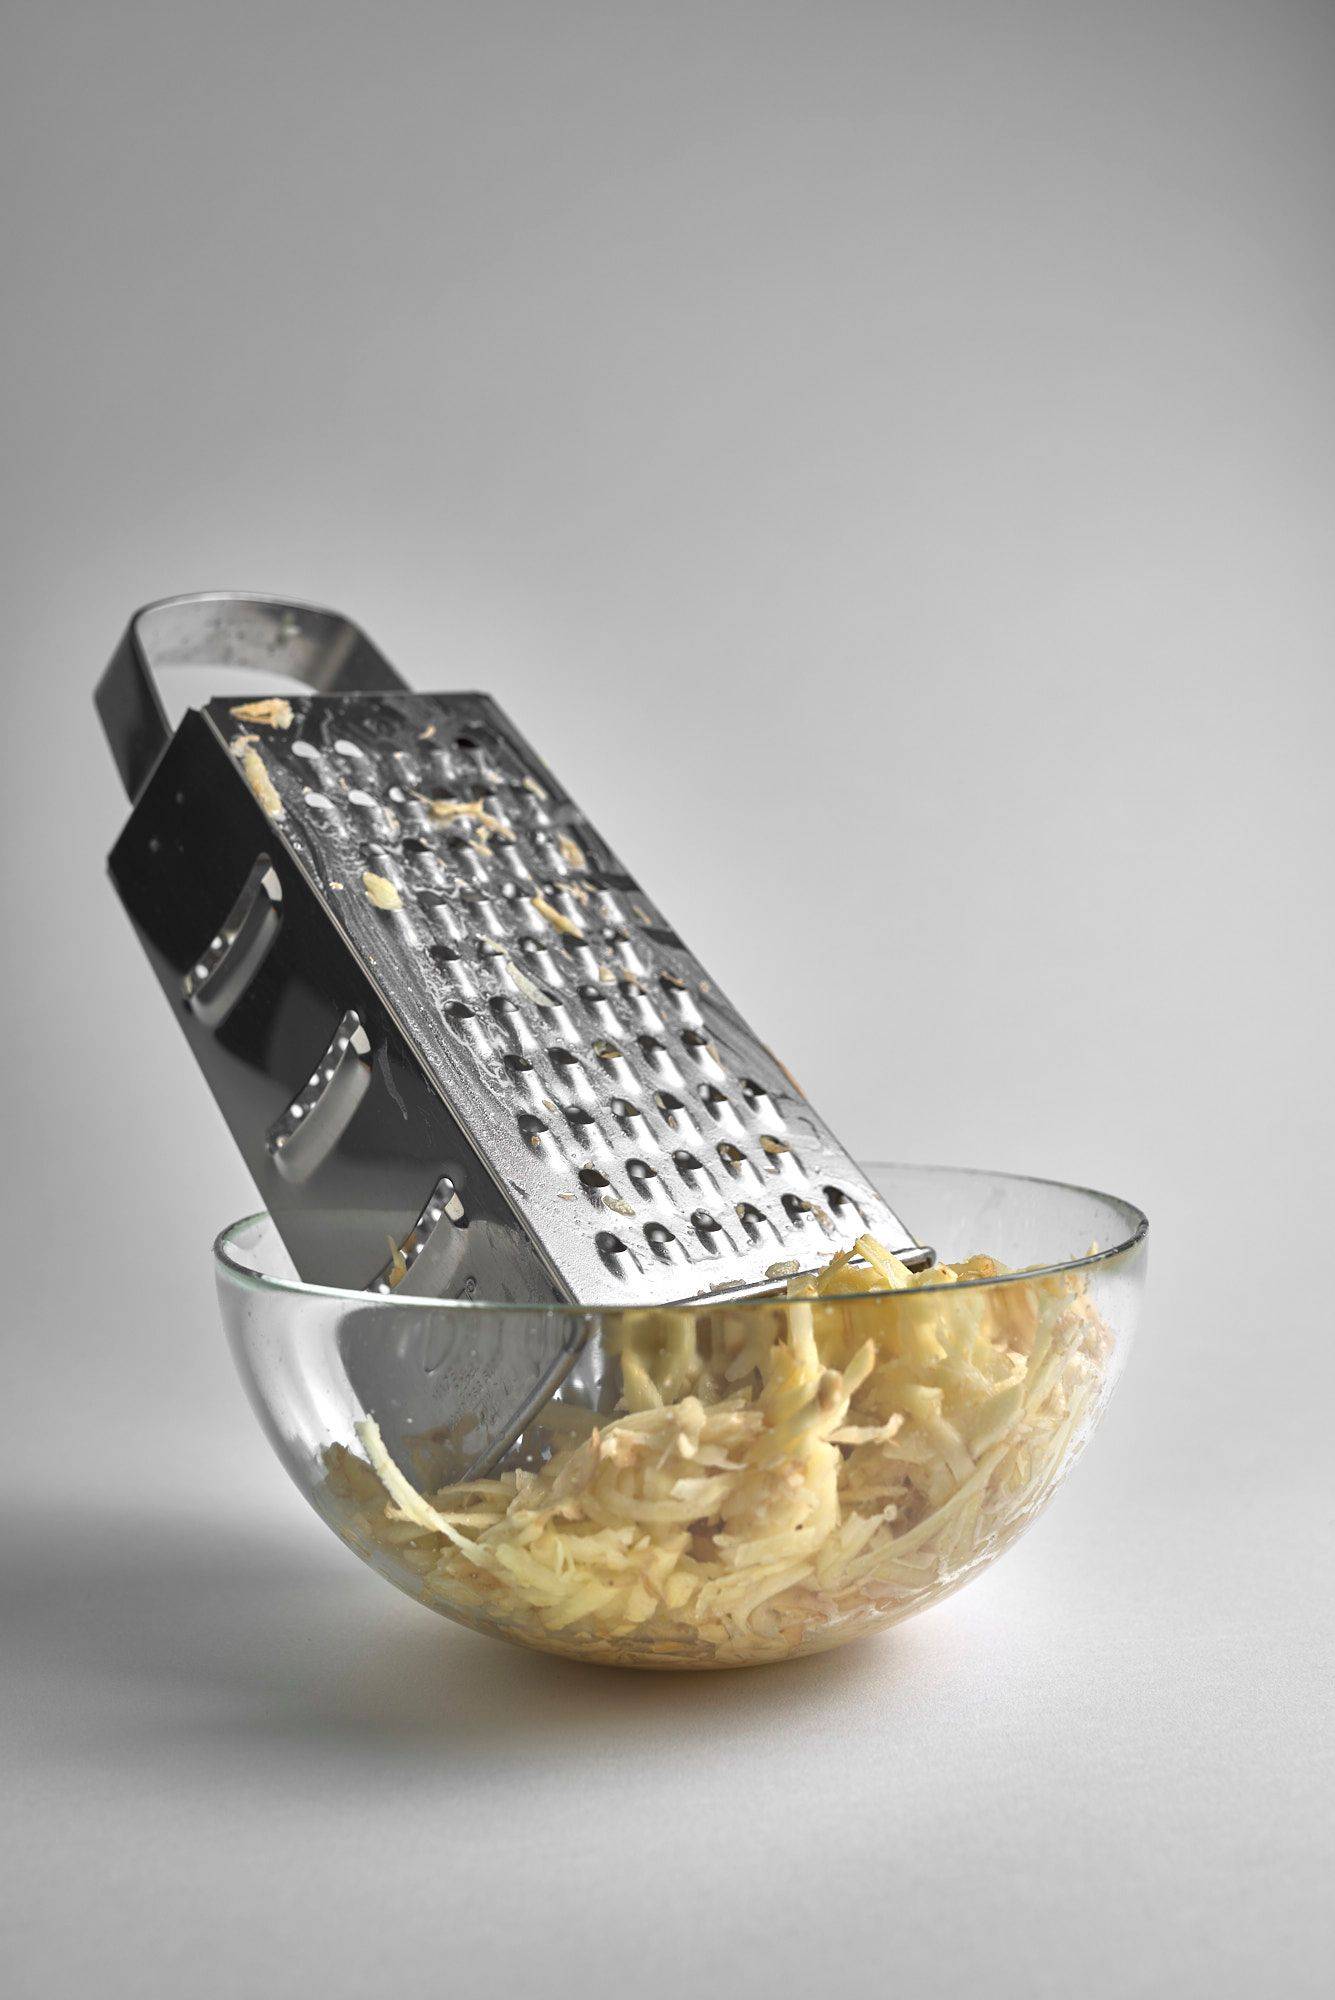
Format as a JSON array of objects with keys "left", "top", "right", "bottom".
[{"left": 98, "top": 593, "right": 926, "bottom": 1311}]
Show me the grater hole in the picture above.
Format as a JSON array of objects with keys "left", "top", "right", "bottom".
[
  {"left": 659, "top": 973, "right": 702, "bottom": 1023},
  {"left": 716, "top": 1140, "right": 747, "bottom": 1175},
  {"left": 547, "top": 1044, "right": 591, "bottom": 1091},
  {"left": 740, "top": 1077, "right": 774, "bottom": 1114},
  {"left": 735, "top": 1201, "right": 775, "bottom": 1242},
  {"left": 673, "top": 1149, "right": 705, "bottom": 1183},
  {"left": 502, "top": 1052, "right": 535, "bottom": 1078},
  {"left": 577, "top": 982, "right": 618, "bottom": 1024},
  {"left": 637, "top": 1033, "right": 669, "bottom": 1065},
  {"left": 449, "top": 1002, "right": 491, "bottom": 1049},
  {"left": 760, "top": 1134, "right": 798, "bottom": 1171},
  {"left": 520, "top": 937, "right": 561, "bottom": 981},
  {"left": 643, "top": 1221, "right": 682, "bottom": 1261},
  {"left": 498, "top": 845, "right": 532, "bottom": 882},
  {"left": 419, "top": 888, "right": 462, "bottom": 929},
  {"left": 691, "top": 1209, "right": 723, "bottom": 1249},
  {"left": 578, "top": 1165, "right": 610, "bottom": 1193},
  {"left": 596, "top": 1230, "right": 632, "bottom": 1272},
  {"left": 626, "top": 1158, "right": 658, "bottom": 1196},
  {"left": 653, "top": 1089, "right": 689, "bottom": 1129},
  {"left": 610, "top": 1096, "right": 642, "bottom": 1127},
  {"left": 824, "top": 1184, "right": 867, "bottom": 1225},
  {"left": 608, "top": 929, "right": 645, "bottom": 973},
  {"left": 517, "top": 1112, "right": 550, "bottom": 1148},
  {"left": 680, "top": 1028, "right": 722, "bottom": 1072},
  {"left": 439, "top": 1182, "right": 468, "bottom": 1227},
  {"left": 451, "top": 843, "right": 488, "bottom": 885},
  {"left": 621, "top": 981, "right": 659, "bottom": 1022},
  {"left": 592, "top": 1039, "right": 624, "bottom": 1066},
  {"left": 530, "top": 830, "right": 564, "bottom": 874},
  {"left": 699, "top": 1084, "right": 734, "bottom": 1121},
  {"left": 781, "top": 1192, "right": 814, "bottom": 1227},
  {"left": 540, "top": 997, "right": 576, "bottom": 1038}
]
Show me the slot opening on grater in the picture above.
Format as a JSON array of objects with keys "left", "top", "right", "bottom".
[
  {"left": 266, "top": 1010, "right": 373, "bottom": 1183},
  {"left": 181, "top": 854, "right": 282, "bottom": 1027}
]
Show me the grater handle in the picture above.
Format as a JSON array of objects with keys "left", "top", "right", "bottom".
[{"left": 95, "top": 591, "right": 408, "bottom": 804}]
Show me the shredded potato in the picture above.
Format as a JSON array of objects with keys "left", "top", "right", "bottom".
[
  {"left": 229, "top": 697, "right": 294, "bottom": 730},
  {"left": 324, "top": 1236, "right": 1113, "bottom": 1668},
  {"left": 424, "top": 797, "right": 516, "bottom": 841},
  {"left": 361, "top": 870, "right": 403, "bottom": 911},
  {"left": 232, "top": 738, "right": 285, "bottom": 820},
  {"left": 530, "top": 893, "right": 584, "bottom": 938}
]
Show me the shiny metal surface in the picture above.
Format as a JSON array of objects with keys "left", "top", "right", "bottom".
[{"left": 100, "top": 593, "right": 923, "bottom": 1305}]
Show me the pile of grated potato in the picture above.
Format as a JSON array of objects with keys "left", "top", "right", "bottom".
[{"left": 323, "top": 1237, "right": 1113, "bottom": 1667}]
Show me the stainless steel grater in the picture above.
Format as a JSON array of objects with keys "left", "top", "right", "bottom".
[{"left": 97, "top": 592, "right": 926, "bottom": 1309}]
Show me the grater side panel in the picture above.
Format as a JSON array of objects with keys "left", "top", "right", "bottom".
[{"left": 108, "top": 710, "right": 564, "bottom": 1301}]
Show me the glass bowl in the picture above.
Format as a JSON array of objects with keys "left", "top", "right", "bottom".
[{"left": 215, "top": 1162, "right": 1146, "bottom": 1670}]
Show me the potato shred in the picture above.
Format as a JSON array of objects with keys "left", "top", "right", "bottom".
[{"left": 324, "top": 1237, "right": 1114, "bottom": 1667}]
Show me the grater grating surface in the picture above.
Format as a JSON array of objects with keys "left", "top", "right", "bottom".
[{"left": 99, "top": 594, "right": 924, "bottom": 1308}]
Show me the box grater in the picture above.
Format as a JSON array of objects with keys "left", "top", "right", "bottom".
[{"left": 97, "top": 592, "right": 927, "bottom": 1309}]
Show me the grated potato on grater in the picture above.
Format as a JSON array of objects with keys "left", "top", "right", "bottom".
[
  {"left": 229, "top": 697, "right": 295, "bottom": 730},
  {"left": 361, "top": 870, "right": 403, "bottom": 911},
  {"left": 232, "top": 738, "right": 285, "bottom": 820},
  {"left": 326, "top": 1236, "right": 1114, "bottom": 1668}
]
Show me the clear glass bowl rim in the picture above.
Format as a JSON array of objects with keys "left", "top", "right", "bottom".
[{"left": 213, "top": 1160, "right": 1148, "bottom": 1318}]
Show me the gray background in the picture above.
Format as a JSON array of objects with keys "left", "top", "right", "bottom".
[{"left": 1, "top": 2, "right": 1331, "bottom": 1994}]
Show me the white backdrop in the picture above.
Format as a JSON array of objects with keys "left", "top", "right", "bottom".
[{"left": 2, "top": 4, "right": 1331, "bottom": 1996}]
